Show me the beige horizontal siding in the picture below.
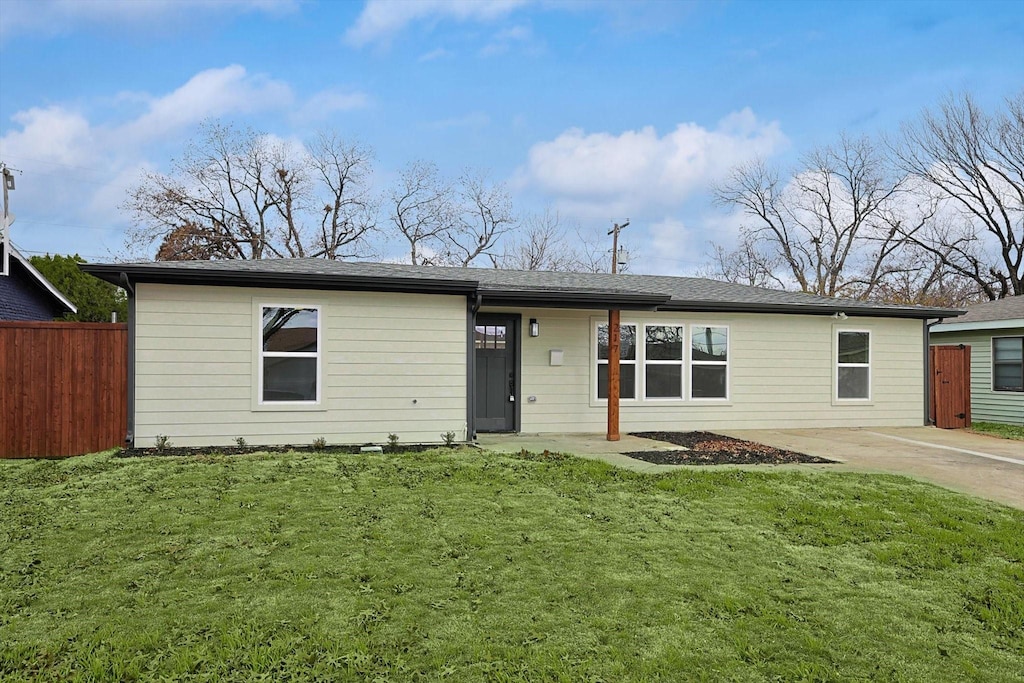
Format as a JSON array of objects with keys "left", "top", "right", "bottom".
[
  {"left": 485, "top": 307, "right": 926, "bottom": 433},
  {"left": 134, "top": 283, "right": 468, "bottom": 447},
  {"left": 931, "top": 328, "right": 1024, "bottom": 426}
]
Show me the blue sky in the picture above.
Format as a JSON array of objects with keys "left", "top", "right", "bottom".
[{"left": 1, "top": 0, "right": 1021, "bottom": 273}]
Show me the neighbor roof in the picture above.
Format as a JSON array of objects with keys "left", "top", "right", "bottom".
[
  {"left": 81, "top": 258, "right": 963, "bottom": 319},
  {"left": 931, "top": 295, "right": 1023, "bottom": 333},
  {"left": 1, "top": 243, "right": 77, "bottom": 316}
]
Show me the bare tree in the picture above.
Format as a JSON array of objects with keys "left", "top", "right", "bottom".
[
  {"left": 387, "top": 167, "right": 515, "bottom": 267},
  {"left": 891, "top": 92, "right": 1024, "bottom": 298},
  {"left": 696, "top": 233, "right": 785, "bottom": 289},
  {"left": 389, "top": 161, "right": 459, "bottom": 265},
  {"left": 713, "top": 135, "right": 914, "bottom": 299},
  {"left": 125, "top": 121, "right": 376, "bottom": 260},
  {"left": 447, "top": 171, "right": 516, "bottom": 267}
]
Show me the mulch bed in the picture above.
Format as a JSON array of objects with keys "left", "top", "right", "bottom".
[
  {"left": 118, "top": 444, "right": 450, "bottom": 458},
  {"left": 625, "top": 431, "right": 835, "bottom": 465}
]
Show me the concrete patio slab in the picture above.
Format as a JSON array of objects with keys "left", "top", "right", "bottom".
[{"left": 474, "top": 432, "right": 685, "bottom": 473}]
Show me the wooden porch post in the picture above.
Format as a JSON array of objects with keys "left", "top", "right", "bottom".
[{"left": 607, "top": 309, "right": 620, "bottom": 441}]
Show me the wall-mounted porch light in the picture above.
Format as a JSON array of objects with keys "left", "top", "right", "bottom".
[{"left": 529, "top": 318, "right": 540, "bottom": 337}]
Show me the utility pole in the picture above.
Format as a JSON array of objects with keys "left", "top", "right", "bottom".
[
  {"left": 606, "top": 219, "right": 628, "bottom": 441},
  {"left": 1, "top": 163, "right": 15, "bottom": 277}
]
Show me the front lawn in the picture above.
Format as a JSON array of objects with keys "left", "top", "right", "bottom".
[{"left": 2, "top": 449, "right": 1022, "bottom": 681}]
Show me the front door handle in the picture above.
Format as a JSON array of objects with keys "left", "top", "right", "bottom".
[{"left": 508, "top": 371, "right": 515, "bottom": 402}]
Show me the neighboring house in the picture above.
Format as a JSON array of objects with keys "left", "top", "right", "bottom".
[
  {"left": 931, "top": 297, "right": 1024, "bottom": 426},
  {"left": 0, "top": 243, "right": 76, "bottom": 321},
  {"left": 81, "top": 259, "right": 962, "bottom": 448}
]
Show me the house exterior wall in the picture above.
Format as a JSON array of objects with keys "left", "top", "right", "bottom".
[
  {"left": 0, "top": 264, "right": 62, "bottom": 321},
  {"left": 134, "top": 283, "right": 468, "bottom": 448},
  {"left": 484, "top": 307, "right": 927, "bottom": 432},
  {"left": 930, "top": 327, "right": 1024, "bottom": 426}
]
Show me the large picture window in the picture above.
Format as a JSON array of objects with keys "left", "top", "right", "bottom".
[
  {"left": 596, "top": 323, "right": 637, "bottom": 400},
  {"left": 260, "top": 305, "right": 320, "bottom": 403},
  {"left": 690, "top": 325, "right": 728, "bottom": 399},
  {"left": 992, "top": 336, "right": 1023, "bottom": 392},
  {"left": 644, "top": 325, "right": 684, "bottom": 399},
  {"left": 837, "top": 330, "right": 870, "bottom": 400}
]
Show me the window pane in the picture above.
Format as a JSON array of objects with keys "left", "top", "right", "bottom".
[
  {"left": 692, "top": 326, "right": 728, "bottom": 362},
  {"left": 263, "top": 307, "right": 318, "bottom": 352},
  {"left": 993, "top": 363, "right": 1023, "bottom": 392},
  {"left": 646, "top": 326, "right": 683, "bottom": 361},
  {"left": 263, "top": 357, "right": 317, "bottom": 401},
  {"left": 993, "top": 337, "right": 1023, "bottom": 363},
  {"left": 597, "top": 324, "right": 636, "bottom": 360},
  {"left": 692, "top": 365, "right": 727, "bottom": 398},
  {"left": 646, "top": 365, "right": 682, "bottom": 398},
  {"left": 597, "top": 363, "right": 636, "bottom": 400},
  {"left": 838, "top": 366, "right": 869, "bottom": 399},
  {"left": 838, "top": 331, "right": 869, "bottom": 365}
]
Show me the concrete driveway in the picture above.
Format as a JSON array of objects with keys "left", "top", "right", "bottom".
[
  {"left": 719, "top": 427, "right": 1024, "bottom": 510},
  {"left": 477, "top": 427, "right": 1024, "bottom": 510}
]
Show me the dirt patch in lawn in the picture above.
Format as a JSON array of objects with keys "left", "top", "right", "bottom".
[{"left": 626, "top": 431, "right": 836, "bottom": 465}]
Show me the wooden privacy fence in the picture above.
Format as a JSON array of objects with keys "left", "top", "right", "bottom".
[{"left": 1, "top": 321, "right": 127, "bottom": 458}]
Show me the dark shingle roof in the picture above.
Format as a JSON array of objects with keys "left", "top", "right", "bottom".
[
  {"left": 939, "top": 296, "right": 1023, "bottom": 325},
  {"left": 80, "top": 258, "right": 964, "bottom": 319}
]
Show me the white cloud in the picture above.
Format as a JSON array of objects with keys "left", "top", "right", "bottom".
[
  {"left": 345, "top": 0, "right": 531, "bottom": 47},
  {"left": 294, "top": 89, "right": 371, "bottom": 123},
  {"left": 521, "top": 108, "right": 788, "bottom": 215},
  {"left": 0, "top": 0, "right": 298, "bottom": 39},
  {"left": 418, "top": 47, "right": 452, "bottom": 62},
  {"left": 121, "top": 66, "right": 293, "bottom": 143},
  {"left": 479, "top": 23, "right": 535, "bottom": 56},
  {"left": 0, "top": 65, "right": 342, "bottom": 259}
]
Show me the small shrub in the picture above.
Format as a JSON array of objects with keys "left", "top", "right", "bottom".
[
  {"left": 312, "top": 437, "right": 327, "bottom": 451},
  {"left": 234, "top": 437, "right": 247, "bottom": 448},
  {"left": 155, "top": 435, "right": 171, "bottom": 451},
  {"left": 441, "top": 431, "right": 457, "bottom": 447},
  {"left": 387, "top": 433, "right": 400, "bottom": 451}
]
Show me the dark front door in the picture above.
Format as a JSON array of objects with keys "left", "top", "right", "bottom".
[{"left": 475, "top": 314, "right": 518, "bottom": 432}]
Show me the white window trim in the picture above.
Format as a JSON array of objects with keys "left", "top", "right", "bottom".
[
  {"left": 255, "top": 302, "right": 324, "bottom": 410},
  {"left": 991, "top": 335, "right": 1024, "bottom": 393},
  {"left": 593, "top": 319, "right": 639, "bottom": 403},
  {"left": 688, "top": 324, "right": 730, "bottom": 401},
  {"left": 643, "top": 324, "right": 686, "bottom": 401},
  {"left": 835, "top": 327, "right": 872, "bottom": 403}
]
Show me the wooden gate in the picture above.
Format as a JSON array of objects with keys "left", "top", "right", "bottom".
[
  {"left": 0, "top": 321, "right": 128, "bottom": 458},
  {"left": 930, "top": 344, "right": 971, "bottom": 429}
]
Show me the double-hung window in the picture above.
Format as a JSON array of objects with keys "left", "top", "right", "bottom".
[
  {"left": 596, "top": 323, "right": 637, "bottom": 400},
  {"left": 260, "top": 305, "right": 321, "bottom": 404},
  {"left": 690, "top": 325, "right": 728, "bottom": 399},
  {"left": 836, "top": 330, "right": 870, "bottom": 400},
  {"left": 992, "top": 337, "right": 1023, "bottom": 392},
  {"left": 644, "top": 325, "right": 684, "bottom": 399}
]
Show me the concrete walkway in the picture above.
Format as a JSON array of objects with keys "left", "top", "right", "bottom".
[{"left": 476, "top": 427, "right": 1024, "bottom": 510}]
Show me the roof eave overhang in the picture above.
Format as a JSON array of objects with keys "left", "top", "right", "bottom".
[
  {"left": 656, "top": 300, "right": 965, "bottom": 319},
  {"left": 80, "top": 263, "right": 479, "bottom": 296},
  {"left": 479, "top": 288, "right": 670, "bottom": 311}
]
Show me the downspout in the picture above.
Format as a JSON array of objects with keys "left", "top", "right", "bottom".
[
  {"left": 119, "top": 273, "right": 136, "bottom": 448},
  {"left": 924, "top": 317, "right": 944, "bottom": 426},
  {"left": 466, "top": 293, "right": 482, "bottom": 441}
]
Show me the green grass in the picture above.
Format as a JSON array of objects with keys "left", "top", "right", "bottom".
[
  {"left": 971, "top": 421, "right": 1024, "bottom": 440},
  {"left": 2, "top": 449, "right": 1022, "bottom": 682}
]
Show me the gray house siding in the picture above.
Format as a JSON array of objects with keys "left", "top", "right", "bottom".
[{"left": 931, "top": 328, "right": 1024, "bottom": 426}]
